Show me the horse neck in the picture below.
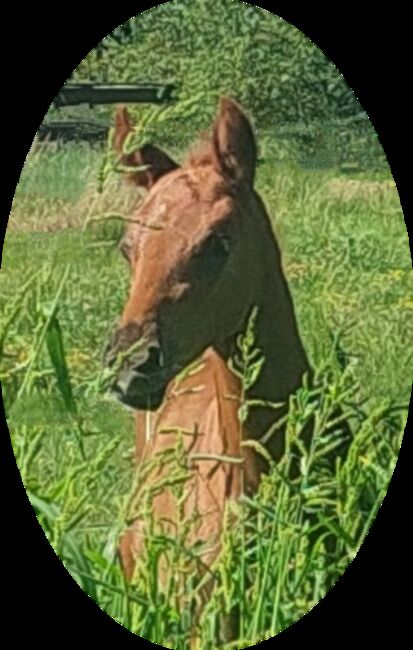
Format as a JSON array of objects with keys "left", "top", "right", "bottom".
[
  {"left": 219, "top": 230, "right": 311, "bottom": 460},
  {"left": 255, "top": 260, "right": 310, "bottom": 401}
]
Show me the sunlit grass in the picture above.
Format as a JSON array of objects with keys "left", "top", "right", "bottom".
[{"left": 1, "top": 141, "right": 411, "bottom": 648}]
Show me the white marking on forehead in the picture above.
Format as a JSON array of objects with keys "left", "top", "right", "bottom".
[
  {"left": 142, "top": 196, "right": 168, "bottom": 232},
  {"left": 154, "top": 201, "right": 167, "bottom": 219},
  {"left": 144, "top": 171, "right": 186, "bottom": 229},
  {"left": 138, "top": 169, "right": 196, "bottom": 234}
]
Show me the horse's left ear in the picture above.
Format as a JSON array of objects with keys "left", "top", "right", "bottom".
[
  {"left": 113, "top": 105, "right": 133, "bottom": 153},
  {"left": 113, "top": 106, "right": 179, "bottom": 190},
  {"left": 212, "top": 97, "right": 256, "bottom": 187}
]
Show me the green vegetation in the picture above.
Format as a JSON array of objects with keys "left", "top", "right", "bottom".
[
  {"left": 74, "top": 0, "right": 361, "bottom": 126},
  {"left": 2, "top": 1, "right": 411, "bottom": 648},
  {"left": 52, "top": 0, "right": 383, "bottom": 169},
  {"left": 2, "top": 135, "right": 410, "bottom": 647}
]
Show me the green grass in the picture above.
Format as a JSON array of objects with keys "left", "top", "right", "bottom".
[
  {"left": 1, "top": 139, "right": 411, "bottom": 648},
  {"left": 16, "top": 140, "right": 101, "bottom": 201}
]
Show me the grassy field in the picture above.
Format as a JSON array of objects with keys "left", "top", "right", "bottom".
[{"left": 1, "top": 136, "right": 411, "bottom": 648}]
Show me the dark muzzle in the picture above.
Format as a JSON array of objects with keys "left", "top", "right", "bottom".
[{"left": 104, "top": 323, "right": 168, "bottom": 410}]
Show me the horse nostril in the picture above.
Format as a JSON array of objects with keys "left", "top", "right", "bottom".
[
  {"left": 104, "top": 323, "right": 161, "bottom": 376},
  {"left": 135, "top": 345, "right": 162, "bottom": 376}
]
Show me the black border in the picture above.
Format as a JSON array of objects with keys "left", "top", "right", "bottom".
[{"left": 1, "top": 2, "right": 411, "bottom": 646}]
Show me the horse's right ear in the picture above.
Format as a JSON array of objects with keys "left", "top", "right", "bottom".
[{"left": 212, "top": 97, "right": 256, "bottom": 188}]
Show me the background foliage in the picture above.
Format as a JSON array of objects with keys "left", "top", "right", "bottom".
[
  {"left": 50, "top": 0, "right": 384, "bottom": 169},
  {"left": 75, "top": 0, "right": 361, "bottom": 123}
]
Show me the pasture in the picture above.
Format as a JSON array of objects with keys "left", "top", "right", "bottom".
[{"left": 1, "top": 132, "right": 411, "bottom": 648}]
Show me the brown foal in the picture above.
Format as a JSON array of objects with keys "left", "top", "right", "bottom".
[{"left": 106, "top": 97, "right": 313, "bottom": 641}]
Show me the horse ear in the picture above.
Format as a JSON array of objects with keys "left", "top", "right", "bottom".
[
  {"left": 212, "top": 97, "right": 256, "bottom": 187},
  {"left": 113, "top": 105, "right": 133, "bottom": 153},
  {"left": 127, "top": 144, "right": 179, "bottom": 191},
  {"left": 113, "top": 106, "right": 179, "bottom": 190}
]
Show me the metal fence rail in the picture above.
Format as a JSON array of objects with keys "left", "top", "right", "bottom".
[{"left": 39, "top": 82, "right": 177, "bottom": 141}]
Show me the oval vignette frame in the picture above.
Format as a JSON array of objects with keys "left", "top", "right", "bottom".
[{"left": 1, "top": 2, "right": 410, "bottom": 636}]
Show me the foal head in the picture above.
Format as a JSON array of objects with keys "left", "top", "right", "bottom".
[{"left": 106, "top": 98, "right": 273, "bottom": 410}]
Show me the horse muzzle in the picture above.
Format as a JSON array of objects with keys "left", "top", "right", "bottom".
[
  {"left": 104, "top": 324, "right": 171, "bottom": 410},
  {"left": 110, "top": 346, "right": 171, "bottom": 410},
  {"left": 111, "top": 367, "right": 168, "bottom": 410}
]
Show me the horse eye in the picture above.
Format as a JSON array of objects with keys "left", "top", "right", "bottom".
[
  {"left": 191, "top": 233, "right": 231, "bottom": 277},
  {"left": 210, "top": 233, "right": 231, "bottom": 256}
]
